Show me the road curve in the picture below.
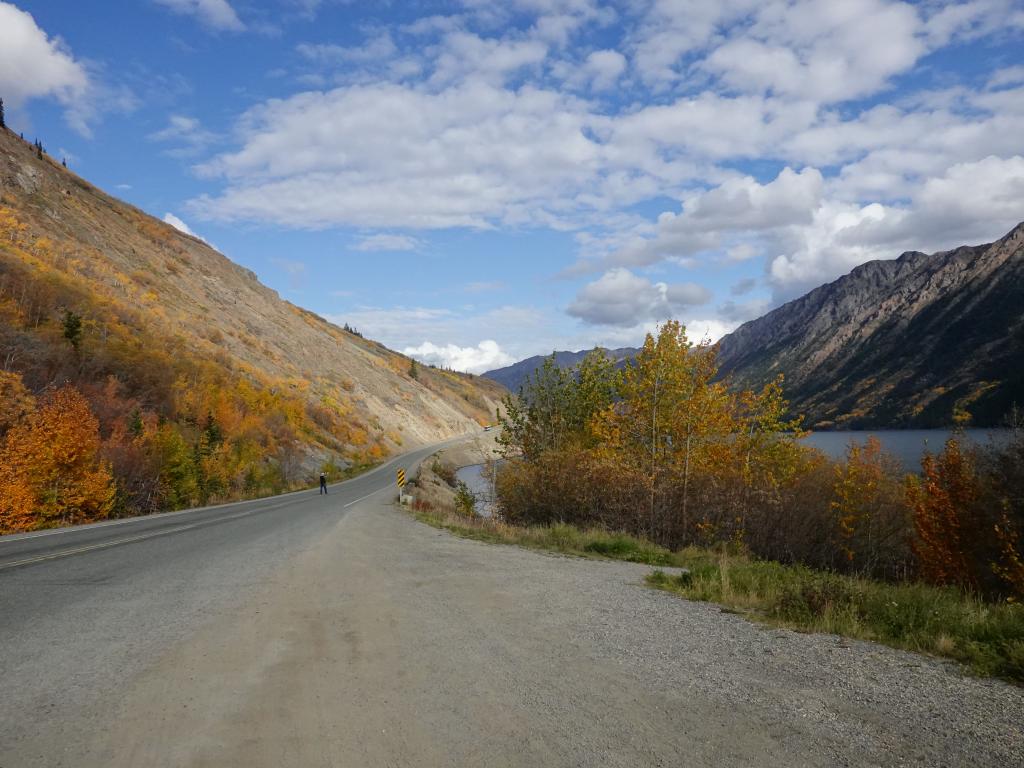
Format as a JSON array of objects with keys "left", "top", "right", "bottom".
[{"left": 3, "top": 431, "right": 1022, "bottom": 767}]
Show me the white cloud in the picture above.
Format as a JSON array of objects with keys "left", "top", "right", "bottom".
[
  {"left": 988, "top": 66, "right": 1024, "bottom": 90},
  {"left": 600, "top": 166, "right": 823, "bottom": 270},
  {"left": 429, "top": 31, "right": 548, "bottom": 87},
  {"left": 701, "top": 0, "right": 924, "bottom": 103},
  {"left": 924, "top": 0, "right": 1024, "bottom": 47},
  {"left": 568, "top": 268, "right": 712, "bottom": 327},
  {"left": 0, "top": 3, "right": 90, "bottom": 133},
  {"left": 149, "top": 114, "right": 216, "bottom": 157},
  {"left": 297, "top": 34, "right": 397, "bottom": 65},
  {"left": 191, "top": 81, "right": 609, "bottom": 229},
  {"left": 351, "top": 233, "right": 421, "bottom": 252},
  {"left": 172, "top": 0, "right": 1024, "bottom": 346},
  {"left": 163, "top": 213, "right": 214, "bottom": 248},
  {"left": 163, "top": 214, "right": 222, "bottom": 252},
  {"left": 403, "top": 340, "right": 514, "bottom": 373},
  {"left": 581, "top": 49, "right": 626, "bottom": 90},
  {"left": 154, "top": 0, "right": 244, "bottom": 31},
  {"left": 768, "top": 155, "right": 1024, "bottom": 299},
  {"left": 163, "top": 212, "right": 199, "bottom": 237}
]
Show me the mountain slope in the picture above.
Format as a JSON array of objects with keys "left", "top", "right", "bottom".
[
  {"left": 716, "top": 223, "right": 1024, "bottom": 428},
  {"left": 0, "top": 128, "right": 503, "bottom": 523},
  {"left": 483, "top": 347, "right": 638, "bottom": 393}
]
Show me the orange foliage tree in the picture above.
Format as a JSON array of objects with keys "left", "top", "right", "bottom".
[
  {"left": 0, "top": 370, "right": 35, "bottom": 436},
  {"left": 0, "top": 385, "right": 115, "bottom": 532},
  {"left": 905, "top": 437, "right": 980, "bottom": 589}
]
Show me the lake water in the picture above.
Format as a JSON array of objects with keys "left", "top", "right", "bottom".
[
  {"left": 802, "top": 429, "right": 1011, "bottom": 468},
  {"left": 455, "top": 463, "right": 496, "bottom": 517}
]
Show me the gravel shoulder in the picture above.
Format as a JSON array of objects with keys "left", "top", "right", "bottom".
[{"left": 82, "top": 496, "right": 1022, "bottom": 767}]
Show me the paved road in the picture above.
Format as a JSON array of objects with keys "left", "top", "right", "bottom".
[
  {"left": 3, "top": 436, "right": 1022, "bottom": 767},
  {"left": 0, "top": 438, "right": 452, "bottom": 766}
]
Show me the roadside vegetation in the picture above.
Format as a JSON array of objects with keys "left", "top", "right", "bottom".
[
  {"left": 411, "top": 320, "right": 1024, "bottom": 682},
  {"left": 0, "top": 198, "right": 448, "bottom": 533}
]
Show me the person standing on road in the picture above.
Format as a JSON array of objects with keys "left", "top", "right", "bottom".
[{"left": 319, "top": 472, "right": 328, "bottom": 495}]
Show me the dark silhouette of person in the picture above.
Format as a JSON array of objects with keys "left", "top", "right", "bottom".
[{"left": 319, "top": 472, "right": 328, "bottom": 495}]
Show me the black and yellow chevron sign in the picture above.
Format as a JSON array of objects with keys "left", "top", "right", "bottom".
[{"left": 397, "top": 468, "right": 406, "bottom": 488}]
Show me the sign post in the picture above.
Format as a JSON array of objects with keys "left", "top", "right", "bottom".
[{"left": 396, "top": 468, "right": 406, "bottom": 500}]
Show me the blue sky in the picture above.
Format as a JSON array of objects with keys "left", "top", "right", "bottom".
[{"left": 2, "top": 1, "right": 1023, "bottom": 371}]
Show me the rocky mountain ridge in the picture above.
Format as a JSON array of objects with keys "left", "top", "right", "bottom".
[
  {"left": 486, "top": 223, "right": 1024, "bottom": 428},
  {"left": 716, "top": 222, "right": 1024, "bottom": 428}
]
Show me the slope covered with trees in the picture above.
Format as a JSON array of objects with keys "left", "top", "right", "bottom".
[{"left": 0, "top": 128, "right": 504, "bottom": 533}]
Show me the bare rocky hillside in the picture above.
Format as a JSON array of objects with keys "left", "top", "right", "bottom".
[
  {"left": 0, "top": 128, "right": 504, "bottom": 464},
  {"left": 717, "top": 223, "right": 1024, "bottom": 428}
]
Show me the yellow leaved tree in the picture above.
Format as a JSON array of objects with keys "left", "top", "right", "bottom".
[{"left": 0, "top": 385, "right": 114, "bottom": 533}]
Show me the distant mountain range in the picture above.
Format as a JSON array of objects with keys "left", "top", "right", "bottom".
[
  {"left": 484, "top": 222, "right": 1024, "bottom": 428},
  {"left": 482, "top": 347, "right": 638, "bottom": 392}
]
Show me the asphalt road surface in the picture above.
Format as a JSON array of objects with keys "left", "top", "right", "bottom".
[{"left": 2, "top": 437, "right": 1022, "bottom": 767}]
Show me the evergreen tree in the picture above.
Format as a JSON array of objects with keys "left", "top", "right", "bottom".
[
  {"left": 128, "top": 409, "right": 144, "bottom": 438},
  {"left": 0, "top": 97, "right": 5, "bottom": 129},
  {"left": 62, "top": 310, "right": 83, "bottom": 351},
  {"left": 202, "top": 411, "right": 223, "bottom": 448}
]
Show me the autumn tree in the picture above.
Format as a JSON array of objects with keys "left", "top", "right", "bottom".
[
  {"left": 828, "top": 437, "right": 908, "bottom": 575},
  {"left": 591, "top": 321, "right": 735, "bottom": 544},
  {"left": 0, "top": 370, "right": 35, "bottom": 437},
  {"left": 0, "top": 385, "right": 114, "bottom": 532},
  {"left": 906, "top": 437, "right": 980, "bottom": 589}
]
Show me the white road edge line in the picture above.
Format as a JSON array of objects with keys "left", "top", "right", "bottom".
[{"left": 343, "top": 486, "right": 390, "bottom": 508}]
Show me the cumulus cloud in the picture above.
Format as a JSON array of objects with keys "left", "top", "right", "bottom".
[
  {"left": 154, "top": 0, "right": 244, "bottom": 31},
  {"left": 175, "top": 0, "right": 1024, "bottom": 351},
  {"left": 191, "top": 81, "right": 610, "bottom": 229},
  {"left": 581, "top": 49, "right": 627, "bottom": 90},
  {"left": 600, "top": 167, "right": 823, "bottom": 270},
  {"left": 351, "top": 233, "right": 421, "bottom": 252},
  {"left": 568, "top": 268, "right": 711, "bottom": 327},
  {"left": 767, "top": 155, "right": 1024, "bottom": 298},
  {"left": 701, "top": 0, "right": 924, "bottom": 103},
  {"left": 403, "top": 340, "right": 513, "bottom": 373},
  {"left": 0, "top": 3, "right": 90, "bottom": 132}
]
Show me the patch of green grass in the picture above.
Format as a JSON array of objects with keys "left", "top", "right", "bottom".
[
  {"left": 411, "top": 509, "right": 682, "bottom": 567},
  {"left": 648, "top": 553, "right": 1024, "bottom": 684}
]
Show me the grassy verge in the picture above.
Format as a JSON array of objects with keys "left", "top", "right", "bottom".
[
  {"left": 411, "top": 501, "right": 1023, "bottom": 684},
  {"left": 411, "top": 504, "right": 683, "bottom": 566},
  {"left": 647, "top": 549, "right": 1024, "bottom": 683}
]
